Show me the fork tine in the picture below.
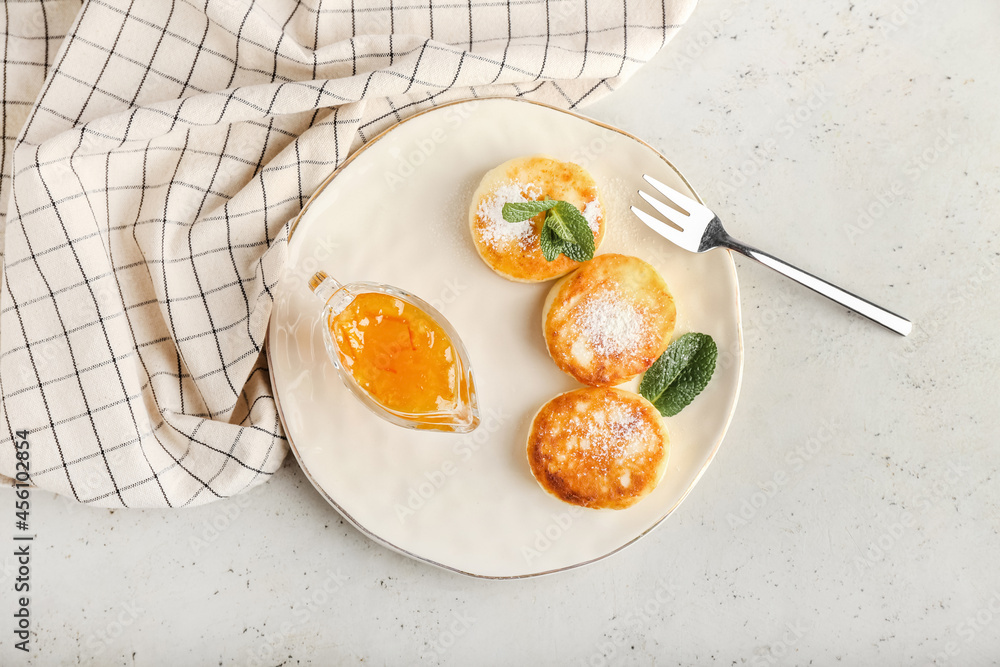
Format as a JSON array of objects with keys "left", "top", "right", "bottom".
[
  {"left": 630, "top": 206, "right": 686, "bottom": 245},
  {"left": 637, "top": 189, "right": 689, "bottom": 228},
  {"left": 642, "top": 174, "right": 703, "bottom": 216}
]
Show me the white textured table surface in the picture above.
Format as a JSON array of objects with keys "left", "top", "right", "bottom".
[{"left": 5, "top": 1, "right": 1000, "bottom": 664}]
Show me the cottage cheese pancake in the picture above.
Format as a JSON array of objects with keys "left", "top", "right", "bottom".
[
  {"left": 543, "top": 254, "right": 676, "bottom": 386},
  {"left": 526, "top": 387, "right": 669, "bottom": 510},
  {"left": 469, "top": 155, "right": 606, "bottom": 282}
]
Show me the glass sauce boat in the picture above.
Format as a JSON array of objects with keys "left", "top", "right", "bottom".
[{"left": 308, "top": 271, "right": 480, "bottom": 434}]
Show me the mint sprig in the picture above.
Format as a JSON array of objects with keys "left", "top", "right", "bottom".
[
  {"left": 501, "top": 198, "right": 595, "bottom": 262},
  {"left": 639, "top": 332, "right": 718, "bottom": 417}
]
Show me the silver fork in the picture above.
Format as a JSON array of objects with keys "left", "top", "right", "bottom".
[{"left": 631, "top": 174, "right": 912, "bottom": 336}]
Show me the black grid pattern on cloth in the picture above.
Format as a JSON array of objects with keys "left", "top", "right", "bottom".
[{"left": 0, "top": 0, "right": 695, "bottom": 508}]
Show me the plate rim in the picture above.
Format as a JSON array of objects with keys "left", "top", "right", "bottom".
[{"left": 266, "top": 97, "right": 745, "bottom": 579}]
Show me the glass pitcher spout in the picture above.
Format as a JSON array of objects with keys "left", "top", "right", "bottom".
[
  {"left": 309, "top": 271, "right": 480, "bottom": 434},
  {"left": 308, "top": 271, "right": 357, "bottom": 317}
]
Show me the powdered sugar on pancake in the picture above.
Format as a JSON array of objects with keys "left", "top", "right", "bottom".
[
  {"left": 476, "top": 181, "right": 542, "bottom": 250},
  {"left": 577, "top": 288, "right": 646, "bottom": 357},
  {"left": 579, "top": 398, "right": 648, "bottom": 470},
  {"left": 582, "top": 199, "right": 602, "bottom": 233}
]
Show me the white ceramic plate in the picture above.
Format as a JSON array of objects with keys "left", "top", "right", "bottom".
[{"left": 267, "top": 98, "right": 743, "bottom": 579}]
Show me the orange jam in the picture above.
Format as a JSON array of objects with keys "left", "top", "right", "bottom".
[{"left": 329, "top": 292, "right": 458, "bottom": 415}]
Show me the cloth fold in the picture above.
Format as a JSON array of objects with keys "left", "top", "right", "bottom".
[{"left": 0, "top": 0, "right": 695, "bottom": 508}]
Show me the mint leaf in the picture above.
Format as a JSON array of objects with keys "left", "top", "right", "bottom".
[
  {"left": 559, "top": 236, "right": 593, "bottom": 263},
  {"left": 549, "top": 201, "right": 595, "bottom": 259},
  {"left": 543, "top": 206, "right": 576, "bottom": 242},
  {"left": 539, "top": 223, "right": 566, "bottom": 261},
  {"left": 502, "top": 199, "right": 558, "bottom": 223},
  {"left": 639, "top": 332, "right": 718, "bottom": 417}
]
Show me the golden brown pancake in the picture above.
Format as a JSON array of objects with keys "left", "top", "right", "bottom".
[
  {"left": 543, "top": 254, "right": 676, "bottom": 387},
  {"left": 527, "top": 388, "right": 669, "bottom": 510},
  {"left": 468, "top": 155, "right": 606, "bottom": 282}
]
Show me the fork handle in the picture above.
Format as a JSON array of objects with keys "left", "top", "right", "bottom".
[{"left": 721, "top": 236, "right": 912, "bottom": 336}]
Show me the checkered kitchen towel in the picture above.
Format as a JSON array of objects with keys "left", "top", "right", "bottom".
[{"left": 0, "top": 0, "right": 696, "bottom": 508}]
